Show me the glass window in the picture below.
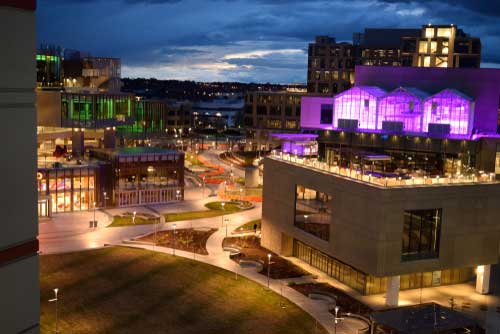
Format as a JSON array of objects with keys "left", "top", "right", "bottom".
[
  {"left": 425, "top": 27, "right": 434, "bottom": 38},
  {"left": 320, "top": 104, "right": 333, "bottom": 124},
  {"left": 423, "top": 56, "right": 431, "bottom": 67},
  {"left": 295, "top": 185, "right": 332, "bottom": 241},
  {"left": 419, "top": 41, "right": 428, "bottom": 53},
  {"left": 402, "top": 208, "right": 442, "bottom": 261},
  {"left": 430, "top": 41, "right": 437, "bottom": 53},
  {"left": 437, "top": 28, "right": 451, "bottom": 38}
]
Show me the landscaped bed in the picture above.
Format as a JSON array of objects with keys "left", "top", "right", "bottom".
[
  {"left": 290, "top": 282, "right": 373, "bottom": 316},
  {"left": 164, "top": 200, "right": 253, "bottom": 222},
  {"left": 223, "top": 235, "right": 308, "bottom": 279},
  {"left": 40, "top": 247, "right": 326, "bottom": 334},
  {"left": 108, "top": 211, "right": 160, "bottom": 227},
  {"left": 235, "top": 219, "right": 261, "bottom": 233},
  {"left": 136, "top": 227, "right": 217, "bottom": 255}
]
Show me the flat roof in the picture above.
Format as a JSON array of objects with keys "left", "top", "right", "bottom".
[
  {"left": 270, "top": 133, "right": 318, "bottom": 141},
  {"left": 372, "top": 303, "right": 477, "bottom": 333}
]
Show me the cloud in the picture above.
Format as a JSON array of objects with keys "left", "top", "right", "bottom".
[{"left": 37, "top": 0, "right": 500, "bottom": 83}]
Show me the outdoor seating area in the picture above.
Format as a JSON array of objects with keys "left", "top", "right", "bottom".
[{"left": 270, "top": 152, "right": 497, "bottom": 188}]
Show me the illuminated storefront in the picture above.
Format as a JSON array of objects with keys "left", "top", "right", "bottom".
[{"left": 37, "top": 165, "right": 99, "bottom": 214}]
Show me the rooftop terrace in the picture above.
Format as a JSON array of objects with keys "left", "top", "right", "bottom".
[{"left": 269, "top": 152, "right": 498, "bottom": 189}]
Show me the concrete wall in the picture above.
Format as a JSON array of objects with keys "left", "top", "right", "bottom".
[
  {"left": 36, "top": 90, "right": 61, "bottom": 127},
  {"left": 262, "top": 158, "right": 500, "bottom": 277},
  {"left": 0, "top": 4, "right": 39, "bottom": 333}
]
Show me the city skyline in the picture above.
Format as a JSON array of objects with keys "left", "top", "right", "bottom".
[{"left": 37, "top": 0, "right": 500, "bottom": 83}]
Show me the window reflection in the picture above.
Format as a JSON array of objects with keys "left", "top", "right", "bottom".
[{"left": 294, "top": 185, "right": 332, "bottom": 241}]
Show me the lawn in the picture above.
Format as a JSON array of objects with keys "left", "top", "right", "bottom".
[
  {"left": 164, "top": 201, "right": 252, "bottom": 222},
  {"left": 40, "top": 247, "right": 326, "bottom": 334},
  {"left": 108, "top": 212, "right": 160, "bottom": 227},
  {"left": 236, "top": 219, "right": 262, "bottom": 233}
]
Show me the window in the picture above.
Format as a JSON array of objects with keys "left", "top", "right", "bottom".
[
  {"left": 425, "top": 27, "right": 434, "bottom": 38},
  {"left": 430, "top": 41, "right": 437, "bottom": 54},
  {"left": 295, "top": 185, "right": 332, "bottom": 241},
  {"left": 419, "top": 41, "right": 428, "bottom": 53},
  {"left": 402, "top": 209, "right": 442, "bottom": 261},
  {"left": 436, "top": 57, "right": 448, "bottom": 68},
  {"left": 442, "top": 41, "right": 449, "bottom": 54},
  {"left": 423, "top": 56, "right": 431, "bottom": 67},
  {"left": 437, "top": 28, "right": 451, "bottom": 38},
  {"left": 320, "top": 104, "right": 333, "bottom": 124}
]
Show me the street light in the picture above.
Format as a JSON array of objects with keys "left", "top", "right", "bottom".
[
  {"left": 176, "top": 189, "right": 181, "bottom": 201},
  {"left": 93, "top": 201, "right": 97, "bottom": 228},
  {"left": 239, "top": 188, "right": 243, "bottom": 201},
  {"left": 132, "top": 211, "right": 136, "bottom": 225},
  {"left": 224, "top": 218, "right": 229, "bottom": 237},
  {"left": 103, "top": 191, "right": 108, "bottom": 209},
  {"left": 202, "top": 176, "right": 206, "bottom": 198},
  {"left": 267, "top": 253, "right": 272, "bottom": 288},
  {"left": 173, "top": 224, "right": 177, "bottom": 256},
  {"left": 221, "top": 202, "right": 225, "bottom": 227},
  {"left": 334, "top": 306, "right": 340, "bottom": 334},
  {"left": 48, "top": 288, "right": 59, "bottom": 334}
]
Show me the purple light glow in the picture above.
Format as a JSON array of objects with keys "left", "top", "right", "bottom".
[
  {"left": 333, "top": 86, "right": 386, "bottom": 130},
  {"left": 377, "top": 87, "right": 426, "bottom": 132},
  {"left": 422, "top": 89, "right": 473, "bottom": 135},
  {"left": 271, "top": 133, "right": 318, "bottom": 157}
]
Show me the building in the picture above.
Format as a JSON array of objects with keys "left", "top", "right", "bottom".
[
  {"left": 63, "top": 55, "right": 122, "bottom": 93},
  {"left": 0, "top": 1, "right": 40, "bottom": 333},
  {"left": 307, "top": 24, "right": 481, "bottom": 95},
  {"left": 262, "top": 66, "right": 500, "bottom": 307},
  {"left": 244, "top": 90, "right": 304, "bottom": 150},
  {"left": 307, "top": 36, "right": 355, "bottom": 94},
  {"left": 36, "top": 44, "right": 63, "bottom": 89},
  {"left": 192, "top": 95, "right": 244, "bottom": 129},
  {"left": 90, "top": 147, "right": 184, "bottom": 207}
]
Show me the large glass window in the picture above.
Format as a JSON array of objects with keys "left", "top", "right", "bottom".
[
  {"left": 320, "top": 104, "right": 333, "bottom": 124},
  {"left": 295, "top": 185, "right": 332, "bottom": 241},
  {"left": 402, "top": 208, "right": 442, "bottom": 261}
]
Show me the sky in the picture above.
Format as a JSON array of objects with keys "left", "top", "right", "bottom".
[{"left": 37, "top": 0, "right": 500, "bottom": 84}]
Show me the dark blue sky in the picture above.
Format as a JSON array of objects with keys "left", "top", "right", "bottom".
[{"left": 37, "top": 0, "right": 500, "bottom": 83}]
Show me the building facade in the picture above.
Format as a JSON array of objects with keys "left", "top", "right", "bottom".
[
  {"left": 262, "top": 66, "right": 500, "bottom": 306},
  {"left": 0, "top": 1, "right": 40, "bottom": 333},
  {"left": 244, "top": 90, "right": 304, "bottom": 150}
]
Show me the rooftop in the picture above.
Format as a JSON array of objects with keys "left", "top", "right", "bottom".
[
  {"left": 269, "top": 153, "right": 498, "bottom": 189},
  {"left": 372, "top": 303, "right": 478, "bottom": 333},
  {"left": 91, "top": 147, "right": 182, "bottom": 158}
]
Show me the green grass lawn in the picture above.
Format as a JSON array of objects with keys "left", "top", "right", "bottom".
[
  {"left": 164, "top": 201, "right": 251, "bottom": 222},
  {"left": 40, "top": 247, "right": 325, "bottom": 334},
  {"left": 236, "top": 219, "right": 262, "bottom": 232},
  {"left": 108, "top": 213, "right": 160, "bottom": 227}
]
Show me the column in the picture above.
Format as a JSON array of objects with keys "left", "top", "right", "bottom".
[
  {"left": 72, "top": 129, "right": 85, "bottom": 157},
  {"left": 386, "top": 275, "right": 400, "bottom": 307},
  {"left": 103, "top": 127, "right": 116, "bottom": 149},
  {"left": 476, "top": 265, "right": 491, "bottom": 294}
]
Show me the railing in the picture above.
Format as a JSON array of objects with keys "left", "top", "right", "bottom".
[{"left": 269, "top": 153, "right": 498, "bottom": 188}]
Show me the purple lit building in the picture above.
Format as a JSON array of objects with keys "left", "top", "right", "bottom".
[{"left": 297, "top": 65, "right": 500, "bottom": 175}]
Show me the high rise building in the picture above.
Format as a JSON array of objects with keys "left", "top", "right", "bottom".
[
  {"left": 0, "top": 1, "right": 40, "bottom": 333},
  {"left": 307, "top": 36, "right": 355, "bottom": 94},
  {"left": 307, "top": 25, "right": 481, "bottom": 95}
]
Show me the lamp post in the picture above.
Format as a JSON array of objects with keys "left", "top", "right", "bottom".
[
  {"left": 48, "top": 288, "right": 59, "bottom": 334},
  {"left": 103, "top": 191, "right": 108, "bottom": 209},
  {"left": 334, "top": 306, "right": 340, "bottom": 334},
  {"left": 176, "top": 189, "right": 181, "bottom": 201},
  {"left": 132, "top": 211, "right": 136, "bottom": 225},
  {"left": 224, "top": 218, "right": 229, "bottom": 237},
  {"left": 267, "top": 253, "right": 272, "bottom": 288},
  {"left": 239, "top": 188, "right": 243, "bottom": 201},
  {"left": 202, "top": 176, "right": 206, "bottom": 198},
  {"left": 221, "top": 202, "right": 225, "bottom": 227},
  {"left": 93, "top": 201, "right": 97, "bottom": 227},
  {"left": 172, "top": 224, "right": 177, "bottom": 256}
]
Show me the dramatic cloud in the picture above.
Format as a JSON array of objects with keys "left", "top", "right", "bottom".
[{"left": 37, "top": 0, "right": 500, "bottom": 83}]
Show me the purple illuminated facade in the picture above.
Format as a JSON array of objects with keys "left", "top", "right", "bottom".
[
  {"left": 422, "top": 89, "right": 474, "bottom": 135},
  {"left": 300, "top": 66, "right": 500, "bottom": 139},
  {"left": 270, "top": 133, "right": 318, "bottom": 156},
  {"left": 377, "top": 87, "right": 427, "bottom": 133},
  {"left": 333, "top": 86, "right": 386, "bottom": 130}
]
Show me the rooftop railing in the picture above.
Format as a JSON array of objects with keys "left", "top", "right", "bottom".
[{"left": 269, "top": 152, "right": 498, "bottom": 188}]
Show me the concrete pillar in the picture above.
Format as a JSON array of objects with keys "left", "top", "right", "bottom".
[
  {"left": 476, "top": 265, "right": 491, "bottom": 294},
  {"left": 245, "top": 165, "right": 259, "bottom": 188},
  {"left": 386, "top": 275, "right": 400, "bottom": 307},
  {"left": 103, "top": 127, "right": 116, "bottom": 149},
  {"left": 72, "top": 129, "right": 85, "bottom": 157}
]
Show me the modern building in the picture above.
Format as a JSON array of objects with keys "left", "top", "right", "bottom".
[
  {"left": 307, "top": 36, "right": 355, "bottom": 94},
  {"left": 307, "top": 24, "right": 481, "bottom": 95},
  {"left": 36, "top": 44, "right": 63, "bottom": 89},
  {"left": 244, "top": 90, "right": 304, "bottom": 150},
  {"left": 63, "top": 55, "right": 122, "bottom": 93},
  {"left": 90, "top": 147, "right": 184, "bottom": 207},
  {"left": 0, "top": 1, "right": 40, "bottom": 333},
  {"left": 192, "top": 95, "right": 244, "bottom": 129},
  {"left": 262, "top": 65, "right": 500, "bottom": 307}
]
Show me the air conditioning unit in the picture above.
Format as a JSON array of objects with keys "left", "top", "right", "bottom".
[
  {"left": 382, "top": 121, "right": 404, "bottom": 133},
  {"left": 427, "top": 123, "right": 451, "bottom": 136},
  {"left": 337, "top": 119, "right": 358, "bottom": 130}
]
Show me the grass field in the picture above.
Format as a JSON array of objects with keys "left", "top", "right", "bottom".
[
  {"left": 108, "top": 213, "right": 160, "bottom": 227},
  {"left": 236, "top": 219, "right": 262, "bottom": 232},
  {"left": 40, "top": 247, "right": 325, "bottom": 334},
  {"left": 164, "top": 201, "right": 250, "bottom": 222}
]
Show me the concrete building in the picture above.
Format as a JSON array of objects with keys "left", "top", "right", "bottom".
[
  {"left": 307, "top": 36, "right": 355, "bottom": 94},
  {"left": 0, "top": 1, "right": 39, "bottom": 333},
  {"left": 262, "top": 65, "right": 500, "bottom": 307},
  {"left": 244, "top": 90, "right": 304, "bottom": 150}
]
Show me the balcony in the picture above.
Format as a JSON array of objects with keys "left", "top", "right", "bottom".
[{"left": 269, "top": 152, "right": 498, "bottom": 188}]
